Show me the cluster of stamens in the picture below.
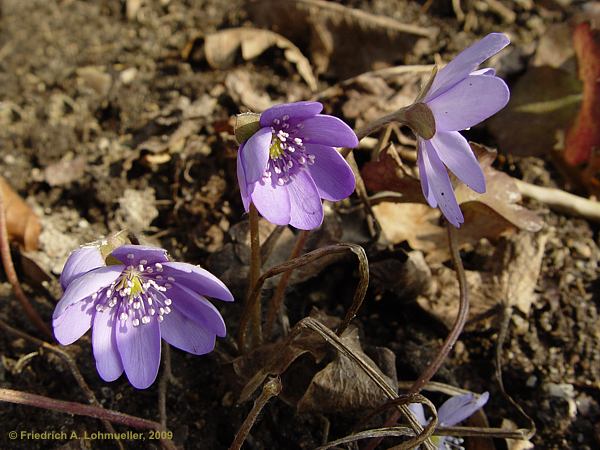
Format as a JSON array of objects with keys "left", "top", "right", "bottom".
[
  {"left": 93, "top": 254, "right": 176, "bottom": 327},
  {"left": 263, "top": 115, "right": 315, "bottom": 187}
]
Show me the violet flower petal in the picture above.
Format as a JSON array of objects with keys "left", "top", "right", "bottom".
[
  {"left": 408, "top": 402, "right": 428, "bottom": 426},
  {"left": 305, "top": 144, "right": 356, "bottom": 201},
  {"left": 110, "top": 245, "right": 169, "bottom": 266},
  {"left": 53, "top": 298, "right": 94, "bottom": 345},
  {"left": 424, "top": 33, "right": 510, "bottom": 101},
  {"left": 160, "top": 306, "right": 216, "bottom": 355},
  {"left": 167, "top": 283, "right": 226, "bottom": 337},
  {"left": 417, "top": 140, "right": 438, "bottom": 208},
  {"left": 251, "top": 179, "right": 292, "bottom": 225},
  {"left": 241, "top": 127, "right": 272, "bottom": 184},
  {"left": 161, "top": 262, "right": 234, "bottom": 302},
  {"left": 430, "top": 131, "right": 485, "bottom": 193},
  {"left": 438, "top": 392, "right": 490, "bottom": 426},
  {"left": 286, "top": 170, "right": 324, "bottom": 230},
  {"left": 92, "top": 307, "right": 124, "bottom": 382},
  {"left": 237, "top": 143, "right": 251, "bottom": 212},
  {"left": 299, "top": 115, "right": 359, "bottom": 148},
  {"left": 116, "top": 311, "right": 162, "bottom": 389},
  {"left": 259, "top": 101, "right": 323, "bottom": 127},
  {"left": 427, "top": 75, "right": 509, "bottom": 132},
  {"left": 422, "top": 140, "right": 464, "bottom": 227},
  {"left": 60, "top": 246, "right": 105, "bottom": 289},
  {"left": 53, "top": 265, "right": 125, "bottom": 319}
]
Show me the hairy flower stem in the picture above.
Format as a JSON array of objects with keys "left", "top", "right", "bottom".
[
  {"left": 0, "top": 188, "right": 52, "bottom": 339},
  {"left": 365, "top": 223, "right": 469, "bottom": 450},
  {"left": 356, "top": 110, "right": 409, "bottom": 141},
  {"left": 228, "top": 377, "right": 282, "bottom": 450},
  {"left": 248, "top": 203, "right": 263, "bottom": 347},
  {"left": 264, "top": 229, "right": 309, "bottom": 339}
]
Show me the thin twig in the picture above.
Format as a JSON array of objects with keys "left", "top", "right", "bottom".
[
  {"left": 264, "top": 229, "right": 310, "bottom": 339},
  {"left": 514, "top": 178, "right": 600, "bottom": 223},
  {"left": 158, "top": 342, "right": 172, "bottom": 431},
  {"left": 228, "top": 377, "right": 282, "bottom": 450},
  {"left": 247, "top": 203, "right": 262, "bottom": 347},
  {"left": 0, "top": 187, "right": 52, "bottom": 339},
  {"left": 365, "top": 222, "right": 469, "bottom": 450}
]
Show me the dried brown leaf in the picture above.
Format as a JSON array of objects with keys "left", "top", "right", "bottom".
[
  {"left": 417, "top": 231, "right": 548, "bottom": 328},
  {"left": 0, "top": 176, "right": 41, "bottom": 251},
  {"left": 297, "top": 326, "right": 397, "bottom": 414},
  {"left": 366, "top": 144, "right": 543, "bottom": 263},
  {"left": 204, "top": 28, "right": 317, "bottom": 91}
]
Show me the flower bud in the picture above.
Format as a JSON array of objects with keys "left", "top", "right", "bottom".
[{"left": 234, "top": 112, "right": 261, "bottom": 145}]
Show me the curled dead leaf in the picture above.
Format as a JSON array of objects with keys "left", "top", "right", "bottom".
[
  {"left": 0, "top": 176, "right": 41, "bottom": 251},
  {"left": 204, "top": 27, "right": 317, "bottom": 91}
]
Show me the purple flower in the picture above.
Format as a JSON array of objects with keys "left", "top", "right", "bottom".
[
  {"left": 53, "top": 244, "right": 233, "bottom": 389},
  {"left": 417, "top": 33, "right": 510, "bottom": 227},
  {"left": 236, "top": 101, "right": 358, "bottom": 230},
  {"left": 409, "top": 391, "right": 489, "bottom": 449}
]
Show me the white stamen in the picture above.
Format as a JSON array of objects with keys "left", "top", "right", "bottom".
[
  {"left": 132, "top": 318, "right": 140, "bottom": 327},
  {"left": 141, "top": 316, "right": 150, "bottom": 324},
  {"left": 119, "top": 312, "right": 128, "bottom": 321},
  {"left": 164, "top": 299, "right": 172, "bottom": 306}
]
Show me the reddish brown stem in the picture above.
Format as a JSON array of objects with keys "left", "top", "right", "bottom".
[
  {"left": 247, "top": 203, "right": 262, "bottom": 347},
  {"left": 364, "top": 223, "right": 469, "bottom": 450},
  {"left": 264, "top": 229, "right": 309, "bottom": 338},
  {"left": 228, "top": 377, "right": 282, "bottom": 450},
  {"left": 0, "top": 188, "right": 52, "bottom": 339},
  {"left": 0, "top": 388, "right": 160, "bottom": 429}
]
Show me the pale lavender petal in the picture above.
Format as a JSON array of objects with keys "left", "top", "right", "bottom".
[
  {"left": 160, "top": 306, "right": 216, "bottom": 355},
  {"left": 110, "top": 245, "right": 168, "bottom": 266},
  {"left": 438, "top": 392, "right": 489, "bottom": 426},
  {"left": 430, "top": 131, "right": 485, "bottom": 193},
  {"left": 92, "top": 307, "right": 123, "bottom": 381},
  {"left": 286, "top": 170, "right": 324, "bottom": 230},
  {"left": 417, "top": 139, "right": 437, "bottom": 208},
  {"left": 425, "top": 33, "right": 509, "bottom": 101},
  {"left": 237, "top": 143, "right": 251, "bottom": 212},
  {"left": 305, "top": 144, "right": 355, "bottom": 201},
  {"left": 260, "top": 101, "right": 323, "bottom": 127},
  {"left": 53, "top": 265, "right": 124, "bottom": 319},
  {"left": 408, "top": 403, "right": 428, "bottom": 426},
  {"left": 168, "top": 283, "right": 226, "bottom": 337},
  {"left": 116, "top": 310, "right": 161, "bottom": 389},
  {"left": 53, "top": 298, "right": 94, "bottom": 345},
  {"left": 298, "top": 115, "right": 359, "bottom": 148},
  {"left": 160, "top": 262, "right": 234, "bottom": 302},
  {"left": 251, "top": 180, "right": 291, "bottom": 226},
  {"left": 422, "top": 140, "right": 464, "bottom": 227},
  {"left": 60, "top": 246, "right": 105, "bottom": 289},
  {"left": 241, "top": 127, "right": 272, "bottom": 184},
  {"left": 427, "top": 75, "right": 509, "bottom": 131}
]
